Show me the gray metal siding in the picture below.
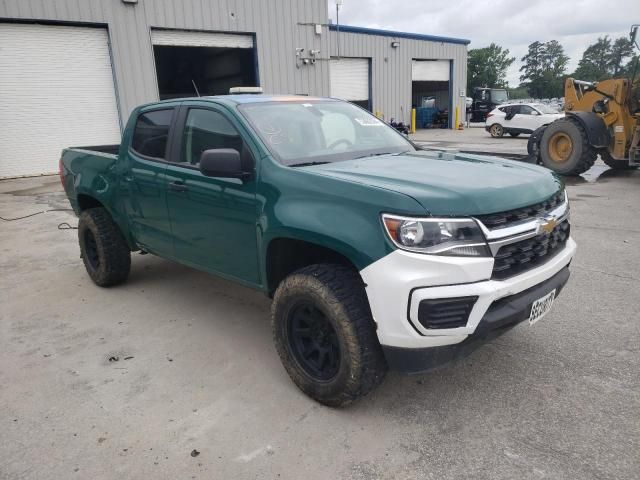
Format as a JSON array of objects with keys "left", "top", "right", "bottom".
[
  {"left": 329, "top": 30, "right": 467, "bottom": 126},
  {"left": 0, "top": 0, "right": 330, "bottom": 123},
  {"left": 1, "top": 0, "right": 467, "bottom": 129}
]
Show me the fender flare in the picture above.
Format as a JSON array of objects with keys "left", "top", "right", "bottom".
[{"left": 565, "top": 111, "right": 610, "bottom": 148}]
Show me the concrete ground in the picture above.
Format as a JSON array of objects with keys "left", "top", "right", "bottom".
[
  {"left": 1, "top": 163, "right": 639, "bottom": 479},
  {"left": 410, "top": 123, "right": 530, "bottom": 156}
]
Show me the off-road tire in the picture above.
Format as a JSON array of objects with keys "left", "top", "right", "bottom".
[
  {"left": 78, "top": 207, "right": 131, "bottom": 287},
  {"left": 509, "top": 132, "right": 521, "bottom": 137},
  {"left": 489, "top": 123, "right": 504, "bottom": 138},
  {"left": 601, "top": 150, "right": 637, "bottom": 170},
  {"left": 539, "top": 117, "right": 597, "bottom": 175},
  {"left": 271, "top": 264, "right": 386, "bottom": 407}
]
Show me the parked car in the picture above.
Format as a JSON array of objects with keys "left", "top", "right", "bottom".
[
  {"left": 486, "top": 103, "right": 564, "bottom": 138},
  {"left": 60, "top": 95, "right": 575, "bottom": 406}
]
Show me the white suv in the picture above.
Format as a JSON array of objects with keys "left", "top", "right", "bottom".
[{"left": 485, "top": 103, "right": 563, "bottom": 138}]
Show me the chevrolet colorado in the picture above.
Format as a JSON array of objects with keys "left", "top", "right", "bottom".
[{"left": 60, "top": 95, "right": 575, "bottom": 406}]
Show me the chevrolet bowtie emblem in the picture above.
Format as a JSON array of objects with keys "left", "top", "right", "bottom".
[{"left": 538, "top": 216, "right": 558, "bottom": 234}]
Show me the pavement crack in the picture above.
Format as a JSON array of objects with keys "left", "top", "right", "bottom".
[
  {"left": 572, "top": 264, "right": 640, "bottom": 282},
  {"left": 571, "top": 223, "right": 640, "bottom": 234}
]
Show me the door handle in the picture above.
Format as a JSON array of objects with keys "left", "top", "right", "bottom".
[{"left": 168, "top": 180, "right": 188, "bottom": 192}]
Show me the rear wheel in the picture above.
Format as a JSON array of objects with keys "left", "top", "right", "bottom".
[
  {"left": 601, "top": 151, "right": 637, "bottom": 170},
  {"left": 271, "top": 264, "right": 386, "bottom": 407},
  {"left": 539, "top": 118, "right": 597, "bottom": 175},
  {"left": 489, "top": 124, "right": 504, "bottom": 138},
  {"left": 78, "top": 207, "right": 131, "bottom": 287}
]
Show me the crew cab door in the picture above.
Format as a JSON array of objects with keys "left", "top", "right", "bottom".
[
  {"left": 121, "top": 106, "right": 178, "bottom": 256},
  {"left": 164, "top": 103, "right": 260, "bottom": 286}
]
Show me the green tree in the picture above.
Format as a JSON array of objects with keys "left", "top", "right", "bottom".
[
  {"left": 519, "top": 40, "right": 569, "bottom": 98},
  {"left": 467, "top": 43, "right": 515, "bottom": 92},
  {"left": 573, "top": 36, "right": 613, "bottom": 81},
  {"left": 573, "top": 36, "right": 635, "bottom": 81},
  {"left": 622, "top": 55, "right": 639, "bottom": 77},
  {"left": 542, "top": 40, "right": 570, "bottom": 97},
  {"left": 610, "top": 37, "right": 634, "bottom": 76},
  {"left": 507, "top": 86, "right": 529, "bottom": 99},
  {"left": 519, "top": 41, "right": 544, "bottom": 92}
]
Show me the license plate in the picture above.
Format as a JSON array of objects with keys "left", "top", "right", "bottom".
[{"left": 528, "top": 289, "right": 556, "bottom": 325}]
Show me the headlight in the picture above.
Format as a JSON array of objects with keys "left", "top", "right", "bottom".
[{"left": 382, "top": 214, "right": 490, "bottom": 257}]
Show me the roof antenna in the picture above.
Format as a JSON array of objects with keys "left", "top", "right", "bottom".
[{"left": 191, "top": 79, "right": 201, "bottom": 97}]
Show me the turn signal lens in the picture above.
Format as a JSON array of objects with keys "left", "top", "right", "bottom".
[{"left": 382, "top": 217, "right": 402, "bottom": 242}]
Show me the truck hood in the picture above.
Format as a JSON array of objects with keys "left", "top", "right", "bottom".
[{"left": 306, "top": 150, "right": 563, "bottom": 216}]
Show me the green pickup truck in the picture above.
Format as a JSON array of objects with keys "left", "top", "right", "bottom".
[{"left": 60, "top": 95, "right": 575, "bottom": 406}]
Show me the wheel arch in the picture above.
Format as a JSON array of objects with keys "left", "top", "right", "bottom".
[
  {"left": 264, "top": 236, "right": 362, "bottom": 297},
  {"left": 75, "top": 192, "right": 137, "bottom": 250},
  {"left": 77, "top": 193, "right": 105, "bottom": 212}
]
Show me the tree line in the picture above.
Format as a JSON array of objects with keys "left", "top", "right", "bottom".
[{"left": 467, "top": 35, "right": 638, "bottom": 99}]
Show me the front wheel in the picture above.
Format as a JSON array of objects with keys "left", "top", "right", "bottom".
[
  {"left": 489, "top": 123, "right": 504, "bottom": 138},
  {"left": 271, "top": 264, "right": 386, "bottom": 407}
]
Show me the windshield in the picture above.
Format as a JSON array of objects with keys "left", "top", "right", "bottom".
[
  {"left": 491, "top": 89, "right": 509, "bottom": 104},
  {"left": 238, "top": 100, "right": 414, "bottom": 166},
  {"left": 533, "top": 103, "right": 561, "bottom": 114}
]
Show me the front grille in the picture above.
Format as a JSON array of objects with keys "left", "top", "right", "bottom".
[
  {"left": 417, "top": 296, "right": 478, "bottom": 329},
  {"left": 492, "top": 220, "right": 570, "bottom": 280},
  {"left": 476, "top": 190, "right": 565, "bottom": 229}
]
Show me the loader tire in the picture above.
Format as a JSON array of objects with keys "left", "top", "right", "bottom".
[
  {"left": 601, "top": 151, "right": 637, "bottom": 170},
  {"left": 539, "top": 118, "right": 597, "bottom": 175}
]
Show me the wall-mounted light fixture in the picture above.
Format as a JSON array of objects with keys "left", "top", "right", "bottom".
[
  {"left": 121, "top": 0, "right": 138, "bottom": 4},
  {"left": 391, "top": 41, "right": 400, "bottom": 48}
]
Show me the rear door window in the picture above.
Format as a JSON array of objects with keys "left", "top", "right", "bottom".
[{"left": 131, "top": 109, "right": 175, "bottom": 160}]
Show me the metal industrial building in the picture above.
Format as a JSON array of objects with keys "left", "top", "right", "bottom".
[{"left": 0, "top": 0, "right": 468, "bottom": 178}]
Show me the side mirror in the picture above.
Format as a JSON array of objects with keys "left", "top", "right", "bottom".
[
  {"left": 199, "top": 149, "right": 251, "bottom": 180},
  {"left": 531, "top": 110, "right": 540, "bottom": 115}
]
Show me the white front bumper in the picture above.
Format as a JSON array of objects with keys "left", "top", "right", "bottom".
[{"left": 360, "top": 237, "right": 576, "bottom": 349}]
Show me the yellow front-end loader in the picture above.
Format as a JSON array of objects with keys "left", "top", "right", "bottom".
[{"left": 528, "top": 25, "right": 640, "bottom": 175}]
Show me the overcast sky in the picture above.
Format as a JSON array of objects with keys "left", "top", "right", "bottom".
[{"left": 328, "top": 0, "right": 640, "bottom": 87}]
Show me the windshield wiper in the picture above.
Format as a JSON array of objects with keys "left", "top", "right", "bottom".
[
  {"left": 289, "top": 161, "right": 330, "bottom": 167},
  {"left": 354, "top": 152, "right": 394, "bottom": 159}
]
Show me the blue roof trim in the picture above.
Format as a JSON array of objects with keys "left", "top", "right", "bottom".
[{"left": 328, "top": 24, "right": 470, "bottom": 46}]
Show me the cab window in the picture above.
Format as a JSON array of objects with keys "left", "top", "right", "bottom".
[
  {"left": 131, "top": 109, "right": 174, "bottom": 159},
  {"left": 180, "top": 109, "right": 245, "bottom": 166}
]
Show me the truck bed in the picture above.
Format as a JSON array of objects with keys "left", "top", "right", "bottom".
[{"left": 71, "top": 144, "right": 120, "bottom": 155}]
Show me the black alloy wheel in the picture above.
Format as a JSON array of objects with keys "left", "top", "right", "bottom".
[
  {"left": 83, "top": 229, "right": 100, "bottom": 272},
  {"left": 288, "top": 302, "right": 340, "bottom": 381}
]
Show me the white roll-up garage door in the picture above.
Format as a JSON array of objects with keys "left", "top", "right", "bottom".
[
  {"left": 330, "top": 58, "right": 369, "bottom": 102},
  {"left": 412, "top": 60, "right": 450, "bottom": 81},
  {"left": 151, "top": 29, "right": 254, "bottom": 48},
  {"left": 0, "top": 23, "right": 121, "bottom": 178}
]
